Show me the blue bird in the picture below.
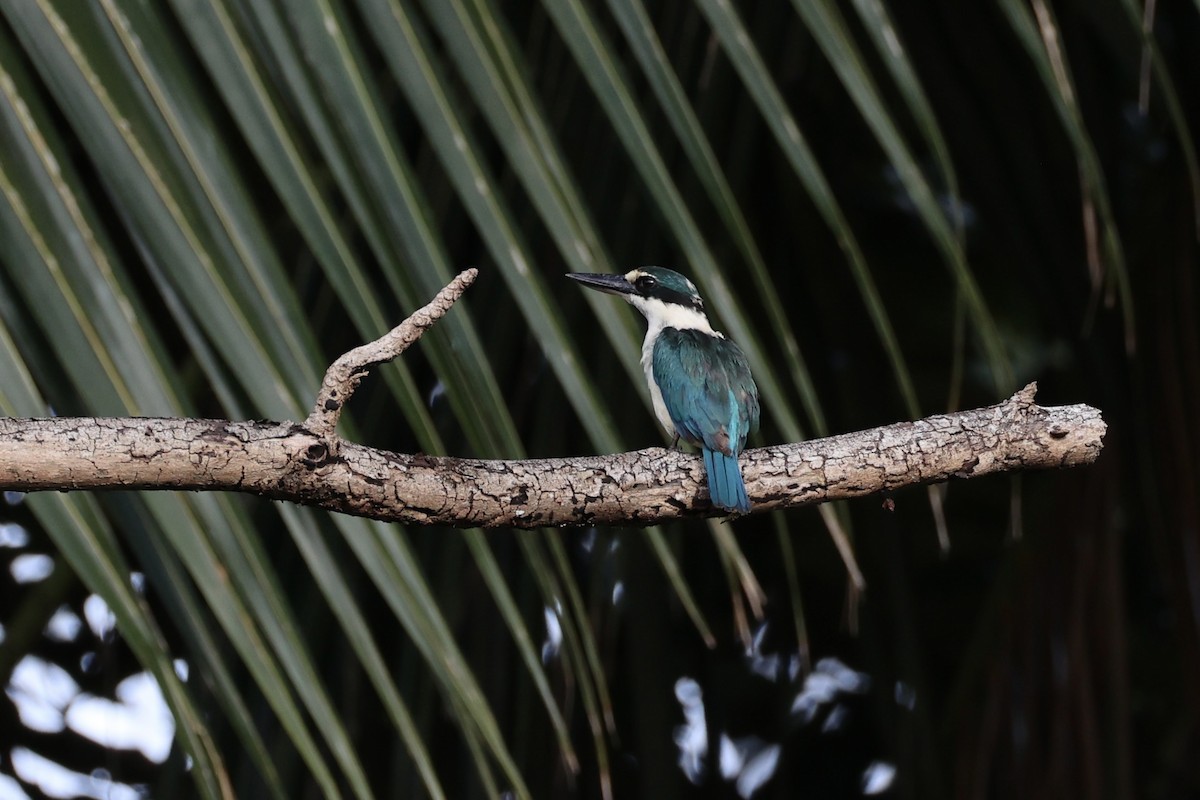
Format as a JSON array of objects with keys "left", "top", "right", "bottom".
[{"left": 568, "top": 267, "right": 760, "bottom": 513}]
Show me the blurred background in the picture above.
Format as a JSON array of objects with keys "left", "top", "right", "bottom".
[{"left": 0, "top": 1, "right": 1196, "bottom": 798}]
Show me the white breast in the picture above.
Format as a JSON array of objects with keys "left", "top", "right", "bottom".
[{"left": 641, "top": 329, "right": 677, "bottom": 436}]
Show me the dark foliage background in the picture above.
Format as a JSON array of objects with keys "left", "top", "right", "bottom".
[{"left": 0, "top": 1, "right": 1197, "bottom": 798}]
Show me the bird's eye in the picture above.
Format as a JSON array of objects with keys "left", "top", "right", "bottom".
[{"left": 634, "top": 275, "right": 657, "bottom": 293}]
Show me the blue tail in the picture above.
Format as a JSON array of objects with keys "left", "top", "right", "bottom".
[{"left": 703, "top": 448, "right": 750, "bottom": 513}]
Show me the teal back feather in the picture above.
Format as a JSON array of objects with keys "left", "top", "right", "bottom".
[
  {"left": 652, "top": 328, "right": 759, "bottom": 511},
  {"left": 651, "top": 329, "right": 759, "bottom": 454}
]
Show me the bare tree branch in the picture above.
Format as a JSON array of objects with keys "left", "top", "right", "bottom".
[
  {"left": 307, "top": 267, "right": 479, "bottom": 439},
  {"left": 0, "top": 272, "right": 1105, "bottom": 528}
]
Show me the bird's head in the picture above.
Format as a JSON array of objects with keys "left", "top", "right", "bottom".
[{"left": 568, "top": 267, "right": 712, "bottom": 330}]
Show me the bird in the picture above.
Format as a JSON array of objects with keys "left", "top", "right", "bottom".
[{"left": 568, "top": 267, "right": 760, "bottom": 513}]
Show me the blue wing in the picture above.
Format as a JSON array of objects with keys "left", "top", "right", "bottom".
[
  {"left": 652, "top": 329, "right": 759, "bottom": 454},
  {"left": 652, "top": 329, "right": 760, "bottom": 511}
]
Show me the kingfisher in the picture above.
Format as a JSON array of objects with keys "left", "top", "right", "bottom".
[{"left": 568, "top": 267, "right": 760, "bottom": 513}]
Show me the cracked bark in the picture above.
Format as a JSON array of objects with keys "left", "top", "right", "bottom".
[{"left": 0, "top": 271, "right": 1106, "bottom": 529}]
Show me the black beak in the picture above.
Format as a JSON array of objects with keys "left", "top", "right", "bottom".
[{"left": 567, "top": 272, "right": 635, "bottom": 296}]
